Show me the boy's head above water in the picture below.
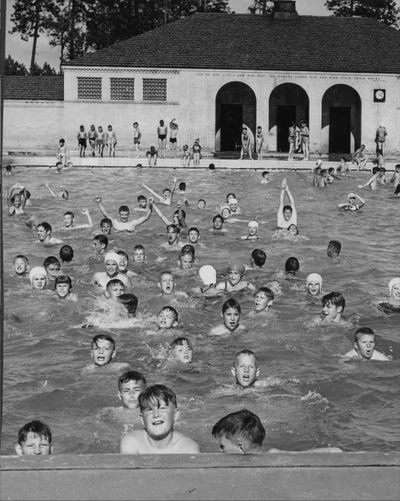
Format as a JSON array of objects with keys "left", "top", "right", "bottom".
[
  {"left": 221, "top": 298, "right": 241, "bottom": 331},
  {"left": 321, "top": 291, "right": 345, "bottom": 322},
  {"left": 158, "top": 306, "right": 179, "bottom": 329},
  {"left": 212, "top": 409, "right": 265, "bottom": 454},
  {"left": 353, "top": 327, "right": 377, "bottom": 360},
  {"left": 169, "top": 337, "right": 193, "bottom": 364},
  {"left": 90, "top": 334, "right": 116, "bottom": 367},
  {"left": 13, "top": 254, "right": 29, "bottom": 276},
  {"left": 118, "top": 370, "right": 147, "bottom": 409},
  {"left": 231, "top": 350, "right": 260, "bottom": 388},
  {"left": 15, "top": 420, "right": 53, "bottom": 456},
  {"left": 138, "top": 384, "right": 179, "bottom": 439}
]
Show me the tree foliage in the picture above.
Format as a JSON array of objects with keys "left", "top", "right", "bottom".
[
  {"left": 248, "top": 1, "right": 274, "bottom": 15},
  {"left": 5, "top": 55, "right": 57, "bottom": 75},
  {"left": 325, "top": 0, "right": 400, "bottom": 28}
]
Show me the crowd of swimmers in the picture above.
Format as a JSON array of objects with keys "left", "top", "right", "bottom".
[{"left": 4, "top": 151, "right": 399, "bottom": 457}]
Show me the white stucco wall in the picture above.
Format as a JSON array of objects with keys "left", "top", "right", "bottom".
[{"left": 3, "top": 68, "right": 400, "bottom": 157}]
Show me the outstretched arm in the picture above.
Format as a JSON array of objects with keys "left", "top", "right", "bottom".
[
  {"left": 152, "top": 202, "right": 171, "bottom": 226},
  {"left": 45, "top": 182, "right": 57, "bottom": 197},
  {"left": 131, "top": 199, "right": 153, "bottom": 228},
  {"left": 358, "top": 174, "right": 376, "bottom": 189},
  {"left": 141, "top": 183, "right": 164, "bottom": 203},
  {"left": 95, "top": 195, "right": 110, "bottom": 218},
  {"left": 72, "top": 209, "right": 94, "bottom": 230},
  {"left": 169, "top": 177, "right": 178, "bottom": 202}
]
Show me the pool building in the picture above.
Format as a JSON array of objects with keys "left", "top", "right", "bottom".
[{"left": 3, "top": 0, "right": 400, "bottom": 159}]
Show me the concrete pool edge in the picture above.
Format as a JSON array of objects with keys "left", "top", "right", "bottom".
[{"left": 1, "top": 452, "right": 400, "bottom": 500}]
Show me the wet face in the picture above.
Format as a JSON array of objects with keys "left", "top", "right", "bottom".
[
  {"left": 167, "top": 227, "right": 178, "bottom": 244},
  {"left": 179, "top": 253, "right": 194, "bottom": 269},
  {"left": 159, "top": 273, "right": 174, "bottom": 295},
  {"left": 158, "top": 309, "right": 177, "bottom": 329},
  {"left": 118, "top": 255, "right": 128, "bottom": 271},
  {"left": 107, "top": 282, "right": 125, "bottom": 299},
  {"left": 56, "top": 283, "right": 71, "bottom": 298},
  {"left": 283, "top": 208, "right": 293, "bottom": 221},
  {"left": 355, "top": 334, "right": 375, "bottom": 360},
  {"left": 197, "top": 200, "right": 206, "bottom": 209},
  {"left": 16, "top": 432, "right": 52, "bottom": 456},
  {"left": 118, "top": 380, "right": 146, "bottom": 409},
  {"left": 14, "top": 258, "right": 28, "bottom": 275},
  {"left": 248, "top": 226, "right": 258, "bottom": 236},
  {"left": 307, "top": 281, "right": 321, "bottom": 296},
  {"left": 288, "top": 225, "right": 298, "bottom": 236},
  {"left": 163, "top": 189, "right": 171, "bottom": 200},
  {"left": 390, "top": 284, "right": 400, "bottom": 300},
  {"left": 138, "top": 198, "right": 147, "bottom": 208},
  {"left": 213, "top": 217, "right": 223, "bottom": 230},
  {"left": 172, "top": 341, "right": 193, "bottom": 364},
  {"left": 92, "top": 240, "right": 105, "bottom": 253},
  {"left": 32, "top": 274, "right": 47, "bottom": 290},
  {"left": 188, "top": 230, "right": 199, "bottom": 243},
  {"left": 321, "top": 301, "right": 341, "bottom": 322},
  {"left": 254, "top": 291, "right": 271, "bottom": 312},
  {"left": 133, "top": 248, "right": 145, "bottom": 262},
  {"left": 222, "top": 306, "right": 240, "bottom": 331},
  {"left": 105, "top": 260, "right": 118, "bottom": 276},
  {"left": 12, "top": 194, "right": 22, "bottom": 207},
  {"left": 232, "top": 353, "right": 259, "bottom": 388},
  {"left": 91, "top": 339, "right": 115, "bottom": 366},
  {"left": 228, "top": 201, "right": 238, "bottom": 213},
  {"left": 228, "top": 269, "right": 242, "bottom": 286},
  {"left": 36, "top": 226, "right": 49, "bottom": 242},
  {"left": 141, "top": 399, "right": 177, "bottom": 441},
  {"left": 46, "top": 263, "right": 61, "bottom": 280},
  {"left": 100, "top": 222, "right": 112, "bottom": 235},
  {"left": 119, "top": 210, "right": 130, "bottom": 223},
  {"left": 221, "top": 208, "right": 231, "bottom": 220}
]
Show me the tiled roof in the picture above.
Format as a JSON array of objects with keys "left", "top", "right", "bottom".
[
  {"left": 64, "top": 13, "right": 400, "bottom": 74},
  {"left": 4, "top": 76, "right": 64, "bottom": 100}
]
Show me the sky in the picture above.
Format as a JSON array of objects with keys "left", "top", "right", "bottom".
[{"left": 4, "top": 0, "right": 400, "bottom": 70}]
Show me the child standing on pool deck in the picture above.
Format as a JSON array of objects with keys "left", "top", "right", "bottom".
[
  {"left": 132, "top": 122, "right": 141, "bottom": 158},
  {"left": 192, "top": 138, "right": 202, "bottom": 167},
  {"left": 77, "top": 125, "right": 87, "bottom": 157},
  {"left": 15, "top": 420, "right": 53, "bottom": 456},
  {"left": 106, "top": 125, "right": 117, "bottom": 157},
  {"left": 120, "top": 384, "right": 200, "bottom": 454}
]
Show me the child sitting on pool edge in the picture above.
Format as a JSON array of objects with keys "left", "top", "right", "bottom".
[{"left": 120, "top": 384, "right": 200, "bottom": 454}]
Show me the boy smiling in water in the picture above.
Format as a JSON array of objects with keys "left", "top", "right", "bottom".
[
  {"left": 120, "top": 384, "right": 200, "bottom": 454},
  {"left": 215, "top": 262, "right": 256, "bottom": 293}
]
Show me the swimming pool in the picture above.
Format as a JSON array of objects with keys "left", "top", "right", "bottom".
[{"left": 2, "top": 165, "right": 400, "bottom": 455}]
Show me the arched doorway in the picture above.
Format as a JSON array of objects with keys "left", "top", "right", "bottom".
[
  {"left": 322, "top": 85, "right": 361, "bottom": 156},
  {"left": 215, "top": 82, "right": 256, "bottom": 153},
  {"left": 269, "top": 83, "right": 309, "bottom": 153}
]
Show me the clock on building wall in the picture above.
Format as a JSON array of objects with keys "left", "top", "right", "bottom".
[{"left": 374, "top": 89, "right": 386, "bottom": 102}]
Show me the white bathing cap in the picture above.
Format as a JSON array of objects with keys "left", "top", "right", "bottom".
[
  {"left": 104, "top": 252, "right": 121, "bottom": 263},
  {"left": 248, "top": 220, "right": 259, "bottom": 229},
  {"left": 388, "top": 277, "right": 400, "bottom": 295},
  {"left": 29, "top": 266, "right": 47, "bottom": 285},
  {"left": 199, "top": 265, "right": 217, "bottom": 286},
  {"left": 306, "top": 273, "right": 323, "bottom": 287}
]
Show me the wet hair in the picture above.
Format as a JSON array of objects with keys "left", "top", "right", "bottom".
[
  {"left": 38, "top": 222, "right": 52, "bottom": 234},
  {"left": 288, "top": 224, "right": 298, "bottom": 235},
  {"left": 321, "top": 291, "right": 346, "bottom": 311},
  {"left": 198, "top": 199, "right": 206, "bottom": 206},
  {"left": 173, "top": 208, "right": 186, "bottom": 219},
  {"left": 327, "top": 240, "right": 341, "bottom": 258},
  {"left": 43, "top": 256, "right": 61, "bottom": 270},
  {"left": 285, "top": 257, "right": 299, "bottom": 273},
  {"left": 188, "top": 227, "right": 200, "bottom": 235},
  {"left": 283, "top": 205, "right": 292, "bottom": 213},
  {"left": 170, "top": 336, "right": 192, "bottom": 349},
  {"left": 118, "top": 205, "right": 130, "bottom": 213},
  {"left": 354, "top": 327, "right": 375, "bottom": 342},
  {"left": 166, "top": 224, "right": 179, "bottom": 233},
  {"left": 17, "top": 420, "right": 52, "bottom": 445},
  {"left": 118, "top": 293, "right": 138, "bottom": 315},
  {"left": 178, "top": 182, "right": 186, "bottom": 191},
  {"left": 159, "top": 305, "right": 178, "bottom": 322},
  {"left": 251, "top": 249, "right": 266, "bottom": 267},
  {"left": 137, "top": 195, "right": 146, "bottom": 202},
  {"left": 226, "top": 192, "right": 236, "bottom": 202},
  {"left": 222, "top": 298, "right": 241, "bottom": 315},
  {"left": 255, "top": 287, "right": 274, "bottom": 301},
  {"left": 180, "top": 244, "right": 195, "bottom": 256},
  {"left": 138, "top": 384, "right": 177, "bottom": 412},
  {"left": 208, "top": 163, "right": 215, "bottom": 170},
  {"left": 93, "top": 234, "right": 109, "bottom": 248},
  {"left": 100, "top": 217, "right": 112, "bottom": 227},
  {"left": 60, "top": 244, "right": 74, "bottom": 262},
  {"left": 54, "top": 274, "right": 72, "bottom": 288},
  {"left": 212, "top": 409, "right": 265, "bottom": 447},
  {"left": 235, "top": 349, "right": 257, "bottom": 363},
  {"left": 106, "top": 278, "right": 125, "bottom": 290},
  {"left": 118, "top": 370, "right": 146, "bottom": 391},
  {"left": 117, "top": 250, "right": 129, "bottom": 261},
  {"left": 59, "top": 138, "right": 65, "bottom": 144},
  {"left": 133, "top": 244, "right": 145, "bottom": 252},
  {"left": 212, "top": 215, "right": 224, "bottom": 224},
  {"left": 91, "top": 333, "right": 115, "bottom": 350},
  {"left": 63, "top": 211, "right": 74, "bottom": 218},
  {"left": 14, "top": 254, "right": 29, "bottom": 264},
  {"left": 262, "top": 171, "right": 269, "bottom": 177}
]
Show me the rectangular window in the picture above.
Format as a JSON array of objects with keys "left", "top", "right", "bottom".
[
  {"left": 77, "top": 77, "right": 102, "bottom": 100},
  {"left": 143, "top": 78, "right": 167, "bottom": 101},
  {"left": 110, "top": 78, "right": 135, "bottom": 100}
]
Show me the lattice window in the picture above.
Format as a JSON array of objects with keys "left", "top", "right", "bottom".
[
  {"left": 110, "top": 78, "right": 135, "bottom": 100},
  {"left": 77, "top": 77, "right": 102, "bottom": 100},
  {"left": 143, "top": 78, "right": 167, "bottom": 101}
]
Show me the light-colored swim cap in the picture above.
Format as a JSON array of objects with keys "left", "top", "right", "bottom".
[
  {"left": 388, "top": 277, "right": 400, "bottom": 295},
  {"left": 229, "top": 198, "right": 238, "bottom": 206},
  {"left": 229, "top": 262, "right": 245, "bottom": 275},
  {"left": 104, "top": 252, "right": 121, "bottom": 263},
  {"left": 199, "top": 265, "right": 217, "bottom": 286},
  {"left": 248, "top": 220, "right": 259, "bottom": 229},
  {"left": 29, "top": 266, "right": 47, "bottom": 285},
  {"left": 306, "top": 273, "right": 323, "bottom": 287},
  {"left": 315, "top": 159, "right": 322, "bottom": 166}
]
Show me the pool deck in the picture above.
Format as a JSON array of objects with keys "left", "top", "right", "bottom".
[
  {"left": 3, "top": 153, "right": 399, "bottom": 171},
  {"left": 1, "top": 452, "right": 400, "bottom": 500}
]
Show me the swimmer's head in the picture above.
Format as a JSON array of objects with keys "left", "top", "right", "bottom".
[
  {"left": 105, "top": 278, "right": 126, "bottom": 299},
  {"left": 90, "top": 334, "right": 116, "bottom": 367},
  {"left": 388, "top": 277, "right": 400, "bottom": 299},
  {"left": 306, "top": 273, "right": 323, "bottom": 296},
  {"left": 231, "top": 350, "right": 259, "bottom": 388},
  {"left": 29, "top": 266, "right": 47, "bottom": 290},
  {"left": 158, "top": 306, "right": 179, "bottom": 329},
  {"left": 251, "top": 249, "right": 266, "bottom": 268},
  {"left": 353, "top": 327, "right": 376, "bottom": 360},
  {"left": 220, "top": 207, "right": 231, "bottom": 220},
  {"left": 54, "top": 274, "right": 72, "bottom": 298},
  {"left": 118, "top": 293, "right": 138, "bottom": 316},
  {"left": 170, "top": 337, "right": 193, "bottom": 364},
  {"left": 247, "top": 221, "right": 258, "bottom": 236},
  {"left": 327, "top": 240, "right": 341, "bottom": 259},
  {"left": 13, "top": 255, "right": 29, "bottom": 276},
  {"left": 228, "top": 262, "right": 245, "bottom": 285},
  {"left": 197, "top": 199, "right": 206, "bottom": 209},
  {"left": 285, "top": 257, "right": 299, "bottom": 274},
  {"left": 117, "top": 370, "right": 146, "bottom": 409}
]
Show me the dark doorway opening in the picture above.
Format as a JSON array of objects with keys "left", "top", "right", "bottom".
[
  {"left": 277, "top": 105, "right": 296, "bottom": 153},
  {"left": 220, "top": 104, "right": 243, "bottom": 152},
  {"left": 329, "top": 106, "right": 351, "bottom": 155}
]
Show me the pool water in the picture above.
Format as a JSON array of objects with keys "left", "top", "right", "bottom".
[{"left": 2, "top": 165, "right": 400, "bottom": 455}]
